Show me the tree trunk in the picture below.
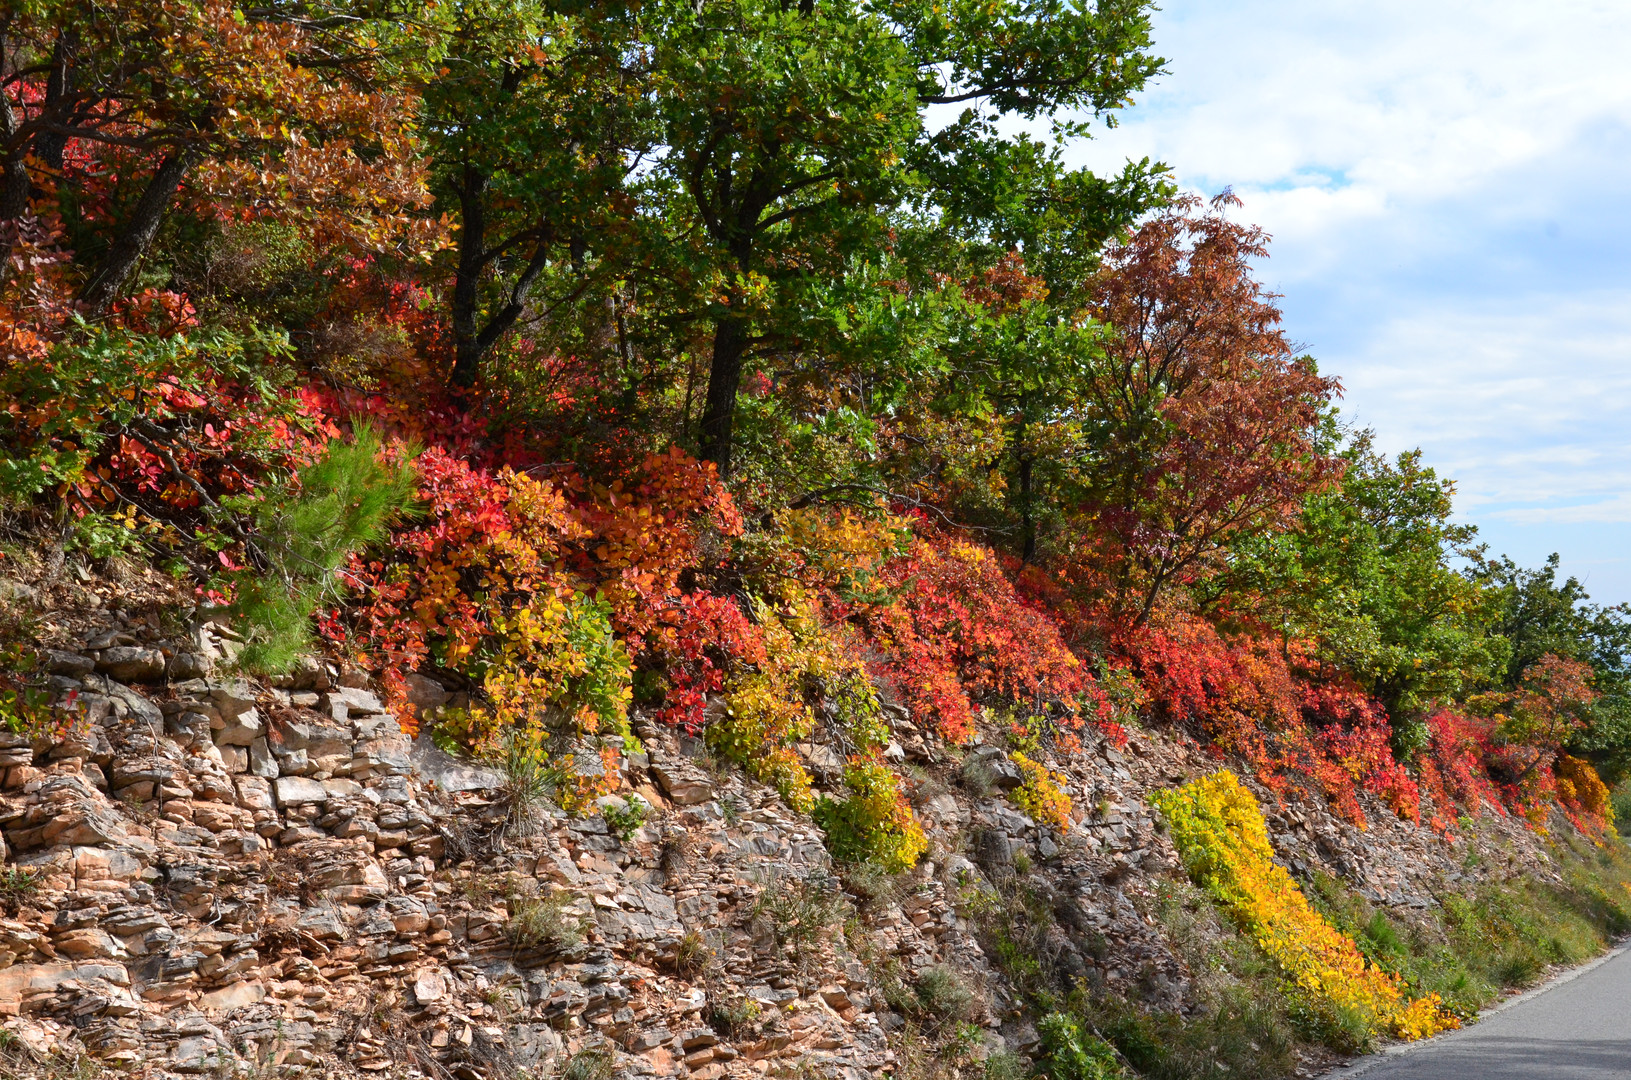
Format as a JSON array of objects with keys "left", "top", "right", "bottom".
[
  {"left": 33, "top": 37, "right": 74, "bottom": 180},
  {"left": 1018, "top": 454, "right": 1037, "bottom": 563},
  {"left": 448, "top": 165, "right": 553, "bottom": 389},
  {"left": 448, "top": 165, "right": 488, "bottom": 388},
  {"left": 0, "top": 82, "right": 30, "bottom": 220},
  {"left": 78, "top": 151, "right": 190, "bottom": 315},
  {"left": 698, "top": 314, "right": 747, "bottom": 477}
]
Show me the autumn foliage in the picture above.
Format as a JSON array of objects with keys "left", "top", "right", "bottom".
[
  {"left": 1075, "top": 193, "right": 1343, "bottom": 625},
  {"left": 1153, "top": 772, "right": 1458, "bottom": 1041},
  {"left": 1, "top": 1, "right": 1623, "bottom": 883}
]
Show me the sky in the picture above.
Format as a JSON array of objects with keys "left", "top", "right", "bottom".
[{"left": 1064, "top": 0, "right": 1631, "bottom": 604}]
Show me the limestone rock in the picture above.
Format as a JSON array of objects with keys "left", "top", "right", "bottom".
[
  {"left": 96, "top": 647, "right": 166, "bottom": 682},
  {"left": 46, "top": 650, "right": 96, "bottom": 678},
  {"left": 167, "top": 652, "right": 212, "bottom": 680},
  {"left": 651, "top": 759, "right": 715, "bottom": 805},
  {"left": 407, "top": 735, "right": 502, "bottom": 793},
  {"left": 326, "top": 686, "right": 385, "bottom": 721},
  {"left": 402, "top": 674, "right": 451, "bottom": 716},
  {"left": 273, "top": 776, "right": 329, "bottom": 806},
  {"left": 214, "top": 706, "right": 264, "bottom": 747},
  {"left": 968, "top": 747, "right": 1024, "bottom": 790}
]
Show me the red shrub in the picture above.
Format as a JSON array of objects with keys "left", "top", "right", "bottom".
[
  {"left": 861, "top": 529, "right": 1113, "bottom": 746},
  {"left": 1122, "top": 609, "right": 1419, "bottom": 827}
]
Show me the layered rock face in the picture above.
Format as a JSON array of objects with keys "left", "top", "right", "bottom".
[{"left": 0, "top": 622, "right": 1557, "bottom": 1080}]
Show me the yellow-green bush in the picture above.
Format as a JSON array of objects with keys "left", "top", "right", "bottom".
[
  {"left": 708, "top": 598, "right": 822, "bottom": 811},
  {"left": 1012, "top": 752, "right": 1073, "bottom": 830},
  {"left": 1151, "top": 771, "right": 1456, "bottom": 1043},
  {"left": 814, "top": 754, "right": 929, "bottom": 872}
]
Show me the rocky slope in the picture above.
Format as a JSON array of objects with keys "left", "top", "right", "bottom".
[{"left": 0, "top": 574, "right": 1567, "bottom": 1080}]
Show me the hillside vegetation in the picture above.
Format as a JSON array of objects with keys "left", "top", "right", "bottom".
[{"left": 2, "top": 3, "right": 1630, "bottom": 1078}]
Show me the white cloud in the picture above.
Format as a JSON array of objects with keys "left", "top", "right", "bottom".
[
  {"left": 1073, "top": 0, "right": 1631, "bottom": 213},
  {"left": 1049, "top": 0, "right": 1631, "bottom": 594},
  {"left": 1499, "top": 498, "right": 1631, "bottom": 526},
  {"left": 1335, "top": 295, "right": 1631, "bottom": 518}
]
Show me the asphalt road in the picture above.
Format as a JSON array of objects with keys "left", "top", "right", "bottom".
[{"left": 1328, "top": 944, "right": 1631, "bottom": 1079}]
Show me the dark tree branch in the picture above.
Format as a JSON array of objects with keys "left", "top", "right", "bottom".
[{"left": 78, "top": 150, "right": 192, "bottom": 315}]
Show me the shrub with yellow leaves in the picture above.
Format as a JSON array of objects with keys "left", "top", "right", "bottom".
[
  {"left": 1151, "top": 771, "right": 1457, "bottom": 1043},
  {"left": 815, "top": 752, "right": 929, "bottom": 872},
  {"left": 1555, "top": 754, "right": 1613, "bottom": 830},
  {"left": 706, "top": 597, "right": 826, "bottom": 812},
  {"left": 1011, "top": 752, "right": 1073, "bottom": 830},
  {"left": 430, "top": 592, "right": 633, "bottom": 813}
]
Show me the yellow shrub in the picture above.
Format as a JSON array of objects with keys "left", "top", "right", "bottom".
[
  {"left": 1011, "top": 752, "right": 1073, "bottom": 830},
  {"left": 708, "top": 597, "right": 828, "bottom": 812},
  {"left": 1556, "top": 754, "right": 1613, "bottom": 827},
  {"left": 712, "top": 667, "right": 816, "bottom": 813},
  {"left": 1151, "top": 771, "right": 1457, "bottom": 1042}
]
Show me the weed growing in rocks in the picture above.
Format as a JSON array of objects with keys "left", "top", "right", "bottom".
[
  {"left": 751, "top": 871, "right": 849, "bottom": 965},
  {"left": 496, "top": 732, "right": 569, "bottom": 839},
  {"left": 983, "top": 1050, "right": 1031, "bottom": 1080},
  {"left": 1033, "top": 1012, "right": 1126, "bottom": 1080},
  {"left": 959, "top": 754, "right": 996, "bottom": 797},
  {"left": 0, "top": 1038, "right": 102, "bottom": 1080},
  {"left": 0, "top": 865, "right": 42, "bottom": 914},
  {"left": 956, "top": 875, "right": 1060, "bottom": 1001},
  {"left": 839, "top": 858, "right": 909, "bottom": 910},
  {"left": 672, "top": 929, "right": 712, "bottom": 974},
  {"left": 600, "top": 794, "right": 648, "bottom": 841},
  {"left": 506, "top": 889, "right": 584, "bottom": 954},
  {"left": 658, "top": 830, "right": 693, "bottom": 881},
  {"left": 708, "top": 997, "right": 763, "bottom": 1038},
  {"left": 1083, "top": 986, "right": 1296, "bottom": 1080},
  {"left": 557, "top": 1046, "right": 614, "bottom": 1080},
  {"left": 910, "top": 964, "right": 978, "bottom": 1024}
]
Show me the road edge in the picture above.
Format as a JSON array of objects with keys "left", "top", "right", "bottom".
[{"left": 1317, "top": 937, "right": 1631, "bottom": 1078}]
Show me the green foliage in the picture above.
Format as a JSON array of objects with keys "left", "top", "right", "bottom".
[
  {"left": 1222, "top": 430, "right": 1505, "bottom": 750},
  {"left": 1034, "top": 1013, "right": 1125, "bottom": 1080},
  {"left": 1475, "top": 553, "right": 1631, "bottom": 779},
  {"left": 228, "top": 425, "right": 417, "bottom": 673},
  {"left": 1088, "top": 990, "right": 1297, "bottom": 1080},
  {"left": 0, "top": 645, "right": 57, "bottom": 740},
  {"left": 813, "top": 755, "right": 929, "bottom": 872},
  {"left": 417, "top": 0, "right": 651, "bottom": 384},
  {"left": 0, "top": 323, "right": 300, "bottom": 505},
  {"left": 600, "top": 795, "right": 649, "bottom": 842},
  {"left": 1612, "top": 780, "right": 1631, "bottom": 835},
  {"left": 66, "top": 509, "right": 150, "bottom": 562}
]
